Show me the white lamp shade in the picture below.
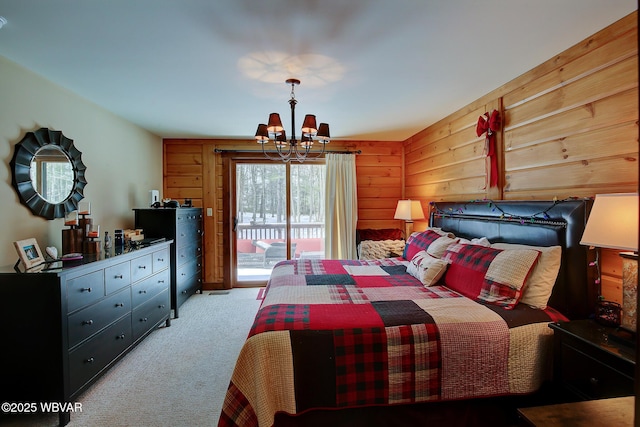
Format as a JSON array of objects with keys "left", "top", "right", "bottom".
[
  {"left": 394, "top": 200, "right": 425, "bottom": 221},
  {"left": 580, "top": 193, "right": 639, "bottom": 251}
]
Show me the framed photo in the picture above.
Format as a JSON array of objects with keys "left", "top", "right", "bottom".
[{"left": 14, "top": 238, "right": 45, "bottom": 270}]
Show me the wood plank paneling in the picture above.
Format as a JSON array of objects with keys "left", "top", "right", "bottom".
[
  {"left": 402, "top": 11, "right": 638, "bottom": 306},
  {"left": 163, "top": 139, "right": 404, "bottom": 289}
]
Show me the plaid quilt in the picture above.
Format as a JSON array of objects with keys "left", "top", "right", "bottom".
[{"left": 218, "top": 258, "right": 563, "bottom": 427}]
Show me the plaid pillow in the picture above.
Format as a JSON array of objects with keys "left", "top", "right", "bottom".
[
  {"left": 403, "top": 229, "right": 450, "bottom": 260},
  {"left": 442, "top": 244, "right": 540, "bottom": 309}
]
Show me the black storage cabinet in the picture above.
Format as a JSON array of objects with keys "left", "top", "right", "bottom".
[{"left": 134, "top": 207, "right": 203, "bottom": 318}]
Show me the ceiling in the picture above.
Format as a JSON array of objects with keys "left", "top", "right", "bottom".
[{"left": 0, "top": 1, "right": 636, "bottom": 142}]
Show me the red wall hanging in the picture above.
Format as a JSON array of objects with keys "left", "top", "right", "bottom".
[{"left": 476, "top": 110, "right": 500, "bottom": 188}]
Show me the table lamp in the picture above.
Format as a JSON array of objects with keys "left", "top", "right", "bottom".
[
  {"left": 580, "top": 193, "right": 639, "bottom": 336},
  {"left": 394, "top": 200, "right": 425, "bottom": 239}
]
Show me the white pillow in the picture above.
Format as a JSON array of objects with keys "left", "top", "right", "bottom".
[
  {"left": 457, "top": 236, "right": 492, "bottom": 247},
  {"left": 406, "top": 250, "right": 448, "bottom": 286},
  {"left": 426, "top": 235, "right": 458, "bottom": 258},
  {"left": 491, "top": 243, "right": 562, "bottom": 309}
]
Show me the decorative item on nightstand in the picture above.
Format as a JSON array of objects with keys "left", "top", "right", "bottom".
[
  {"left": 394, "top": 200, "right": 425, "bottom": 239},
  {"left": 580, "top": 193, "right": 638, "bottom": 344}
]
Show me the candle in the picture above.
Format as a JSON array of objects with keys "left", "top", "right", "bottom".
[{"left": 65, "top": 211, "right": 79, "bottom": 226}]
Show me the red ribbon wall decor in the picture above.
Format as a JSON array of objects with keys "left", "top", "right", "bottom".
[{"left": 476, "top": 109, "right": 500, "bottom": 188}]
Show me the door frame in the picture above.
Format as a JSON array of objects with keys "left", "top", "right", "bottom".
[{"left": 222, "top": 152, "right": 324, "bottom": 288}]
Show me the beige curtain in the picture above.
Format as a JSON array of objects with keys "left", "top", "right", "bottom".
[{"left": 325, "top": 153, "right": 358, "bottom": 259}]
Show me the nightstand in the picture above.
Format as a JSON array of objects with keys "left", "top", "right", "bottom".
[{"left": 549, "top": 319, "right": 635, "bottom": 401}]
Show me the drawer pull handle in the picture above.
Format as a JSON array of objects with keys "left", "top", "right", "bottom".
[
  {"left": 118, "top": 334, "right": 126, "bottom": 340},
  {"left": 115, "top": 303, "right": 124, "bottom": 307},
  {"left": 158, "top": 280, "right": 165, "bottom": 283},
  {"left": 157, "top": 258, "right": 164, "bottom": 262},
  {"left": 82, "top": 320, "right": 94, "bottom": 326},
  {"left": 590, "top": 377, "right": 599, "bottom": 386},
  {"left": 141, "top": 317, "right": 148, "bottom": 322},
  {"left": 159, "top": 304, "right": 165, "bottom": 308},
  {"left": 85, "top": 357, "right": 95, "bottom": 364},
  {"left": 139, "top": 265, "right": 146, "bottom": 269},
  {"left": 182, "top": 290, "right": 188, "bottom": 294},
  {"left": 81, "top": 287, "right": 92, "bottom": 292},
  {"left": 140, "top": 290, "right": 147, "bottom": 294},
  {"left": 115, "top": 274, "right": 123, "bottom": 279}
]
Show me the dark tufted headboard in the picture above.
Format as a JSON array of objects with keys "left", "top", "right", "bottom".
[{"left": 430, "top": 199, "right": 594, "bottom": 320}]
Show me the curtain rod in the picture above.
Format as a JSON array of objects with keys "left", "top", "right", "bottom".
[{"left": 213, "top": 148, "right": 361, "bottom": 155}]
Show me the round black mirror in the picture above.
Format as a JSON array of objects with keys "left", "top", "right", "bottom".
[{"left": 10, "top": 128, "right": 87, "bottom": 220}]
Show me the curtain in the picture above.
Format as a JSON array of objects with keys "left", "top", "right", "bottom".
[{"left": 325, "top": 153, "right": 358, "bottom": 259}]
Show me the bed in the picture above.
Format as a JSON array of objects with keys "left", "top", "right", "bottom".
[{"left": 218, "top": 199, "right": 594, "bottom": 427}]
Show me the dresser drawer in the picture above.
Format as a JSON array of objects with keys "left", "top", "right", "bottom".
[
  {"left": 66, "top": 270, "right": 105, "bottom": 313},
  {"left": 130, "top": 253, "right": 153, "bottom": 283},
  {"left": 560, "top": 341, "right": 635, "bottom": 399},
  {"left": 152, "top": 247, "right": 170, "bottom": 273},
  {"left": 177, "top": 243, "right": 202, "bottom": 268},
  {"left": 132, "top": 289, "right": 170, "bottom": 340},
  {"left": 177, "top": 211, "right": 202, "bottom": 223},
  {"left": 68, "top": 287, "right": 132, "bottom": 349},
  {"left": 105, "top": 261, "right": 131, "bottom": 294},
  {"left": 176, "top": 271, "right": 200, "bottom": 309},
  {"left": 132, "top": 269, "right": 170, "bottom": 308},
  {"left": 177, "top": 257, "right": 201, "bottom": 285},
  {"left": 68, "top": 314, "right": 132, "bottom": 392},
  {"left": 176, "top": 221, "right": 201, "bottom": 247}
]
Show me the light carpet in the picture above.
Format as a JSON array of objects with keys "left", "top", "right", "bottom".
[{"left": 2, "top": 288, "right": 261, "bottom": 427}]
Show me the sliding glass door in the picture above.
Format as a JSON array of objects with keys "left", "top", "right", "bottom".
[{"left": 234, "top": 160, "right": 325, "bottom": 284}]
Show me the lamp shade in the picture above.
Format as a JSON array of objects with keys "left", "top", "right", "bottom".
[
  {"left": 580, "top": 193, "right": 639, "bottom": 251},
  {"left": 317, "top": 123, "right": 330, "bottom": 143},
  {"left": 274, "top": 130, "right": 288, "bottom": 146},
  {"left": 267, "top": 113, "right": 284, "bottom": 133},
  {"left": 301, "top": 114, "right": 317, "bottom": 135},
  {"left": 394, "top": 200, "right": 425, "bottom": 221},
  {"left": 255, "top": 124, "right": 269, "bottom": 143}
]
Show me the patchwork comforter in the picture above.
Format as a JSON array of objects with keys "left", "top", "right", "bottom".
[{"left": 218, "top": 258, "right": 565, "bottom": 427}]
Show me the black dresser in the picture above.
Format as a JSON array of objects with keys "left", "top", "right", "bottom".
[
  {"left": 0, "top": 241, "right": 172, "bottom": 426},
  {"left": 134, "top": 207, "right": 203, "bottom": 318}
]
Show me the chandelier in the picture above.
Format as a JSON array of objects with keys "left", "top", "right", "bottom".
[{"left": 254, "top": 78, "right": 330, "bottom": 163}]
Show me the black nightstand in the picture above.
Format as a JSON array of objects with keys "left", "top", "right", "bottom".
[{"left": 549, "top": 319, "right": 635, "bottom": 401}]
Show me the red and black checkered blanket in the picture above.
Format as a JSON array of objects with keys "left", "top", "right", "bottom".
[{"left": 218, "top": 258, "right": 564, "bottom": 427}]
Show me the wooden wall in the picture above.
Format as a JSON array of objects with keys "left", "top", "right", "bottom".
[
  {"left": 162, "top": 139, "right": 403, "bottom": 289},
  {"left": 403, "top": 11, "right": 638, "bottom": 304}
]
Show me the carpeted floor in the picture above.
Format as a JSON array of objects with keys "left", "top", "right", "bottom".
[{"left": 1, "top": 288, "right": 261, "bottom": 427}]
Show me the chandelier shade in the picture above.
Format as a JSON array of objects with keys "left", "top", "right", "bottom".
[
  {"left": 301, "top": 114, "right": 317, "bottom": 135},
  {"left": 254, "top": 78, "right": 330, "bottom": 162},
  {"left": 255, "top": 124, "right": 269, "bottom": 143},
  {"left": 267, "top": 113, "right": 284, "bottom": 133}
]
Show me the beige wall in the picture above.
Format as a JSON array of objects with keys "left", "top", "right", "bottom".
[{"left": 0, "top": 55, "right": 163, "bottom": 266}]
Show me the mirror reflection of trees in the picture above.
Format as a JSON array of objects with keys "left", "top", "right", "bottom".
[
  {"left": 30, "top": 146, "right": 74, "bottom": 204},
  {"left": 237, "top": 163, "right": 325, "bottom": 225}
]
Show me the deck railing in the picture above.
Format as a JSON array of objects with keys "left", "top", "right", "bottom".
[{"left": 236, "top": 222, "right": 325, "bottom": 241}]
